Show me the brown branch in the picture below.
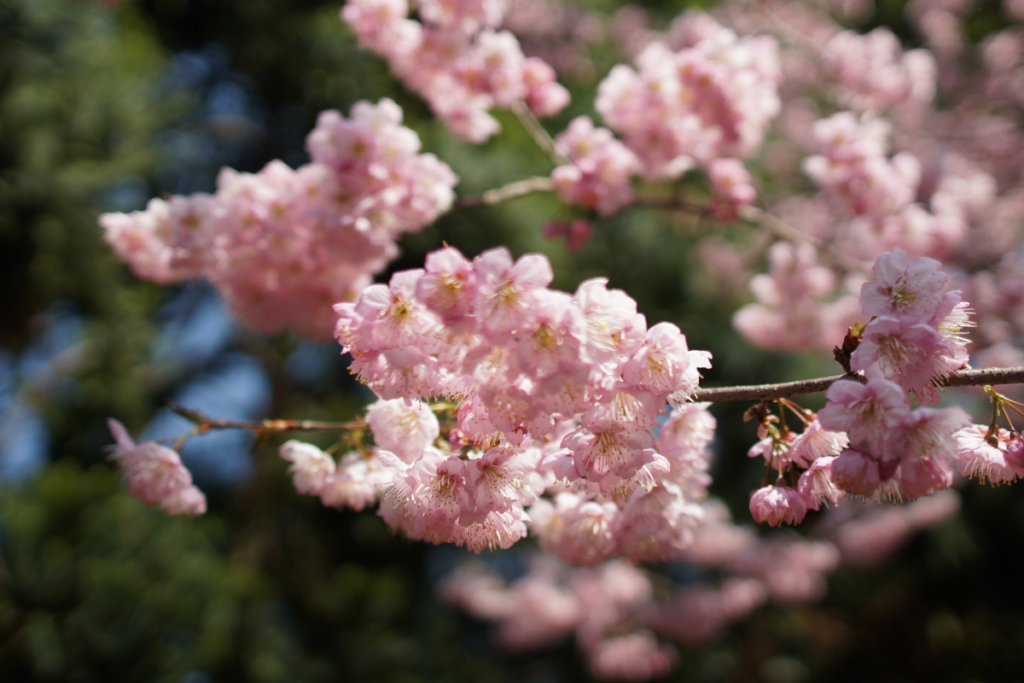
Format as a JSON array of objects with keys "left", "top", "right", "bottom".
[
  {"left": 632, "top": 197, "right": 870, "bottom": 274},
  {"left": 736, "top": 205, "right": 871, "bottom": 275},
  {"left": 168, "top": 402, "right": 364, "bottom": 434},
  {"left": 693, "top": 372, "right": 866, "bottom": 403},
  {"left": 512, "top": 100, "right": 567, "bottom": 166},
  {"left": 692, "top": 366, "right": 1024, "bottom": 403},
  {"left": 453, "top": 176, "right": 555, "bottom": 209}
]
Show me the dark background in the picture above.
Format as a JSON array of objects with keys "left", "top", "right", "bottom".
[{"left": 1, "top": 0, "right": 1023, "bottom": 681}]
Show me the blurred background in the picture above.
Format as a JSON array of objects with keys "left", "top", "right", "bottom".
[{"left": 2, "top": 0, "right": 1024, "bottom": 681}]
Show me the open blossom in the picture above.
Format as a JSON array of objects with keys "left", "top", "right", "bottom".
[
  {"left": 708, "top": 158, "right": 756, "bottom": 217},
  {"left": 851, "top": 316, "right": 964, "bottom": 405},
  {"left": 797, "top": 456, "right": 844, "bottom": 510},
  {"left": 365, "top": 398, "right": 440, "bottom": 462},
  {"left": 529, "top": 494, "right": 620, "bottom": 566},
  {"left": 880, "top": 406, "right": 971, "bottom": 500},
  {"left": 732, "top": 241, "right": 851, "bottom": 352},
  {"left": 319, "top": 451, "right": 388, "bottom": 510},
  {"left": 586, "top": 632, "right": 678, "bottom": 681},
  {"left": 830, "top": 448, "right": 883, "bottom": 497},
  {"left": 860, "top": 247, "right": 948, "bottom": 320},
  {"left": 803, "top": 113, "right": 920, "bottom": 221},
  {"left": 107, "top": 419, "right": 206, "bottom": 515},
  {"left": 954, "top": 425, "right": 1024, "bottom": 484},
  {"left": 615, "top": 483, "right": 704, "bottom": 562},
  {"left": 788, "top": 420, "right": 849, "bottom": 468},
  {"left": 473, "top": 247, "right": 553, "bottom": 338},
  {"left": 818, "top": 378, "right": 911, "bottom": 456},
  {"left": 622, "top": 323, "right": 712, "bottom": 401},
  {"left": 279, "top": 440, "right": 336, "bottom": 495}
]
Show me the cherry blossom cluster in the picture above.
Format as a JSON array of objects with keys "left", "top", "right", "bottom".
[
  {"left": 441, "top": 491, "right": 959, "bottom": 680},
  {"left": 823, "top": 27, "right": 937, "bottom": 113},
  {"left": 107, "top": 419, "right": 206, "bottom": 516},
  {"left": 341, "top": 0, "right": 570, "bottom": 142},
  {"left": 747, "top": 247, "right": 980, "bottom": 526},
  {"left": 595, "top": 12, "right": 781, "bottom": 179},
  {"left": 797, "top": 111, "right": 980, "bottom": 263},
  {"left": 733, "top": 241, "right": 860, "bottom": 352},
  {"left": 276, "top": 246, "right": 715, "bottom": 556},
  {"left": 551, "top": 116, "right": 641, "bottom": 216},
  {"left": 100, "top": 99, "right": 456, "bottom": 339}
]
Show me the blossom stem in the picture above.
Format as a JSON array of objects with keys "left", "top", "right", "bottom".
[
  {"left": 511, "top": 100, "right": 568, "bottom": 166},
  {"left": 453, "top": 176, "right": 555, "bottom": 208},
  {"left": 167, "top": 402, "right": 365, "bottom": 434}
]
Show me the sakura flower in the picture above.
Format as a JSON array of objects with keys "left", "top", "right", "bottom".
[
  {"left": 398, "top": 449, "right": 472, "bottom": 543},
  {"left": 319, "top": 451, "right": 387, "bottom": 510},
  {"left": 882, "top": 407, "right": 970, "bottom": 500},
  {"left": 529, "top": 493, "right": 619, "bottom": 566},
  {"left": 830, "top": 448, "right": 883, "bottom": 497},
  {"left": 415, "top": 246, "right": 478, "bottom": 322},
  {"left": 573, "top": 277, "right": 647, "bottom": 370},
  {"left": 708, "top": 158, "right": 756, "bottom": 218},
  {"left": 279, "top": 440, "right": 336, "bottom": 496},
  {"left": 787, "top": 419, "right": 849, "bottom": 468},
  {"left": 365, "top": 398, "right": 440, "bottom": 462},
  {"left": 464, "top": 446, "right": 531, "bottom": 517},
  {"left": 954, "top": 425, "right": 1024, "bottom": 485},
  {"left": 818, "top": 378, "right": 911, "bottom": 456},
  {"left": 551, "top": 116, "right": 641, "bottom": 216},
  {"left": 562, "top": 423, "right": 657, "bottom": 483},
  {"left": 860, "top": 247, "right": 948, "bottom": 321},
  {"left": 160, "top": 485, "right": 208, "bottom": 516},
  {"left": 614, "top": 483, "right": 704, "bottom": 562},
  {"left": 797, "top": 456, "right": 844, "bottom": 510},
  {"left": 473, "top": 248, "right": 553, "bottom": 338},
  {"left": 107, "top": 418, "right": 205, "bottom": 515},
  {"left": 457, "top": 507, "right": 531, "bottom": 554},
  {"left": 621, "top": 322, "right": 711, "bottom": 400},
  {"left": 749, "top": 485, "right": 807, "bottom": 526},
  {"left": 586, "top": 632, "right": 678, "bottom": 682},
  {"left": 513, "top": 290, "right": 587, "bottom": 380}
]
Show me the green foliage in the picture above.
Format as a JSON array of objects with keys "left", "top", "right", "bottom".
[{"left": 0, "top": 462, "right": 509, "bottom": 682}]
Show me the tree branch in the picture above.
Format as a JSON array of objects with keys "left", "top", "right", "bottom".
[
  {"left": 453, "top": 176, "right": 555, "bottom": 209},
  {"left": 168, "top": 402, "right": 364, "bottom": 434},
  {"left": 692, "top": 366, "right": 1024, "bottom": 403},
  {"left": 512, "top": 100, "right": 568, "bottom": 166},
  {"left": 736, "top": 206, "right": 871, "bottom": 275}
]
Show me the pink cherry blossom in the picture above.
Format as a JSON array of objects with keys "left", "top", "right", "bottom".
[
  {"left": 818, "top": 378, "right": 910, "bottom": 456},
  {"left": 954, "top": 425, "right": 1024, "bottom": 484},
  {"left": 797, "top": 456, "right": 844, "bottom": 510},
  {"left": 748, "top": 485, "right": 807, "bottom": 526},
  {"left": 107, "top": 419, "right": 205, "bottom": 515},
  {"left": 830, "top": 448, "right": 883, "bottom": 497},
  {"left": 788, "top": 420, "right": 849, "bottom": 468},
  {"left": 279, "top": 440, "right": 336, "bottom": 496},
  {"left": 860, "top": 247, "right": 948, "bottom": 320},
  {"left": 365, "top": 398, "right": 440, "bottom": 462}
]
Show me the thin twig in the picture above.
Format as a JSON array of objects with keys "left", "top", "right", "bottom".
[
  {"left": 454, "top": 176, "right": 555, "bottom": 209},
  {"left": 692, "top": 366, "right": 1024, "bottom": 403},
  {"left": 512, "top": 100, "right": 567, "bottom": 165},
  {"left": 632, "top": 197, "right": 870, "bottom": 274},
  {"left": 167, "top": 402, "right": 364, "bottom": 433},
  {"left": 737, "top": 205, "right": 871, "bottom": 275}
]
